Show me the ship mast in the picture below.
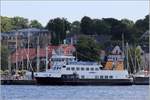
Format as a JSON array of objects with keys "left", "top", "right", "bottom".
[
  {"left": 46, "top": 46, "right": 48, "bottom": 71},
  {"left": 126, "top": 42, "right": 129, "bottom": 73},
  {"left": 122, "top": 33, "right": 125, "bottom": 69},
  {"left": 21, "top": 55, "right": 24, "bottom": 70},
  {"left": 15, "top": 31, "right": 18, "bottom": 73},
  {"left": 134, "top": 47, "right": 137, "bottom": 73},
  {"left": 7, "top": 37, "right": 11, "bottom": 76},
  {"left": 37, "top": 36, "right": 40, "bottom": 72},
  {"left": 27, "top": 30, "right": 30, "bottom": 70},
  {"left": 8, "top": 54, "right": 11, "bottom": 76}
]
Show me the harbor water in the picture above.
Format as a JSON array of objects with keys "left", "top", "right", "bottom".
[{"left": 1, "top": 85, "right": 149, "bottom": 100}]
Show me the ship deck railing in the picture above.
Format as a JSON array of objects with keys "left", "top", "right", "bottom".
[{"left": 67, "top": 61, "right": 99, "bottom": 65}]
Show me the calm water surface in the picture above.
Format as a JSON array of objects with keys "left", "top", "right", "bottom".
[{"left": 1, "top": 85, "right": 149, "bottom": 100}]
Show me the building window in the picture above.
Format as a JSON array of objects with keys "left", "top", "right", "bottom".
[
  {"left": 86, "top": 67, "right": 89, "bottom": 71},
  {"left": 109, "top": 76, "right": 113, "bottom": 79},
  {"left": 100, "top": 76, "right": 103, "bottom": 79},
  {"left": 66, "top": 67, "right": 70, "bottom": 70}
]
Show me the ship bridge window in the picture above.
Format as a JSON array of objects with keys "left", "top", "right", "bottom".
[
  {"left": 71, "top": 67, "right": 75, "bottom": 71},
  {"left": 63, "top": 66, "right": 66, "bottom": 68},
  {"left": 90, "top": 68, "right": 94, "bottom": 71},
  {"left": 69, "top": 58, "right": 74, "bottom": 61},
  {"left": 66, "top": 67, "right": 70, "bottom": 70},
  {"left": 76, "top": 67, "right": 80, "bottom": 71},
  {"left": 81, "top": 67, "right": 84, "bottom": 71},
  {"left": 95, "top": 68, "right": 99, "bottom": 71},
  {"left": 109, "top": 76, "right": 113, "bottom": 79},
  {"left": 86, "top": 67, "right": 89, "bottom": 71},
  {"left": 57, "top": 67, "right": 61, "bottom": 70}
]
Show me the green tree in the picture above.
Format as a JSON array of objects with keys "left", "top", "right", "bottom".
[
  {"left": 46, "top": 18, "right": 71, "bottom": 45},
  {"left": 11, "top": 16, "right": 29, "bottom": 29},
  {"left": 121, "top": 19, "right": 134, "bottom": 28},
  {"left": 80, "top": 16, "right": 93, "bottom": 35},
  {"left": 92, "top": 19, "right": 111, "bottom": 35},
  {"left": 70, "top": 21, "right": 81, "bottom": 34},
  {"left": 75, "top": 35, "right": 101, "bottom": 61},
  {"left": 29, "top": 20, "right": 43, "bottom": 28},
  {"left": 1, "top": 16, "right": 13, "bottom": 32},
  {"left": 134, "top": 15, "right": 149, "bottom": 38}
]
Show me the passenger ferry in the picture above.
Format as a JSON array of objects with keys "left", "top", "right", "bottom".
[{"left": 34, "top": 47, "right": 133, "bottom": 85}]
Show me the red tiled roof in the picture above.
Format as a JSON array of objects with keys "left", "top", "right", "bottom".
[
  {"left": 11, "top": 48, "right": 36, "bottom": 63},
  {"left": 11, "top": 45, "right": 75, "bottom": 63}
]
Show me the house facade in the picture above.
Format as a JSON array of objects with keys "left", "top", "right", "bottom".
[{"left": 1, "top": 28, "right": 51, "bottom": 52}]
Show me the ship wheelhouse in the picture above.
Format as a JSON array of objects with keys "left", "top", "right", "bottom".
[{"left": 50, "top": 55, "right": 76, "bottom": 63}]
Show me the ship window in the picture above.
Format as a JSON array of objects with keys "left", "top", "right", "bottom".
[
  {"left": 57, "top": 67, "right": 61, "bottom": 70},
  {"left": 95, "top": 68, "right": 99, "bottom": 71},
  {"left": 100, "top": 76, "right": 103, "bottom": 79},
  {"left": 95, "top": 75, "right": 99, "bottom": 79},
  {"left": 86, "top": 67, "right": 89, "bottom": 71},
  {"left": 76, "top": 67, "right": 80, "bottom": 71},
  {"left": 63, "top": 66, "right": 66, "bottom": 68},
  {"left": 90, "top": 68, "right": 94, "bottom": 71},
  {"left": 66, "top": 67, "right": 70, "bottom": 70},
  {"left": 81, "top": 75, "right": 85, "bottom": 79},
  {"left": 105, "top": 76, "right": 108, "bottom": 79},
  {"left": 71, "top": 67, "right": 75, "bottom": 71},
  {"left": 81, "top": 67, "right": 84, "bottom": 71},
  {"left": 109, "top": 76, "right": 113, "bottom": 79}
]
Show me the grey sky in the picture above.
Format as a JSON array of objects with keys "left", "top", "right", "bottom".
[{"left": 1, "top": 1, "right": 149, "bottom": 26}]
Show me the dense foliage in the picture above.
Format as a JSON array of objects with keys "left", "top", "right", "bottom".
[
  {"left": 29, "top": 20, "right": 43, "bottom": 28},
  {"left": 75, "top": 35, "right": 101, "bottom": 61},
  {"left": 1, "top": 16, "right": 43, "bottom": 32},
  {"left": 46, "top": 18, "right": 71, "bottom": 45}
]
